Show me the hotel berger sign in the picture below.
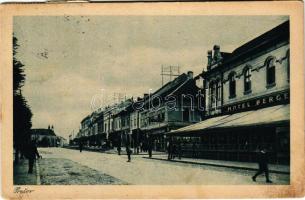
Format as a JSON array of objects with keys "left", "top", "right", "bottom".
[{"left": 222, "top": 90, "right": 289, "bottom": 114}]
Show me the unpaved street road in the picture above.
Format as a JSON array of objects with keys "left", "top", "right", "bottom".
[{"left": 38, "top": 148, "right": 289, "bottom": 185}]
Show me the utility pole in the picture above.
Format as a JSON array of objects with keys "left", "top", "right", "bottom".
[{"left": 161, "top": 65, "right": 180, "bottom": 86}]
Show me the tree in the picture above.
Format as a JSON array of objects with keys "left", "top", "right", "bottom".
[
  {"left": 13, "top": 35, "right": 33, "bottom": 164},
  {"left": 13, "top": 36, "right": 25, "bottom": 92}
]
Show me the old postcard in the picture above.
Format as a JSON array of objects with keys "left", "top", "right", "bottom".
[{"left": 0, "top": 1, "right": 304, "bottom": 199}]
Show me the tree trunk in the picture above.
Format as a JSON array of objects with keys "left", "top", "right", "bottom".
[{"left": 14, "top": 147, "right": 20, "bottom": 164}]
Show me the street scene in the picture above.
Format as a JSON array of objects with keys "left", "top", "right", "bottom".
[
  {"left": 13, "top": 16, "right": 290, "bottom": 185},
  {"left": 14, "top": 148, "right": 289, "bottom": 185}
]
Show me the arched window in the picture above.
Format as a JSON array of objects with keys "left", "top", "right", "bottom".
[
  {"left": 287, "top": 50, "right": 290, "bottom": 81},
  {"left": 244, "top": 67, "right": 252, "bottom": 94},
  {"left": 266, "top": 57, "right": 276, "bottom": 87},
  {"left": 229, "top": 72, "right": 236, "bottom": 98}
]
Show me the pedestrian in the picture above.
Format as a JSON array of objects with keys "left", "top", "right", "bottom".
[
  {"left": 79, "top": 141, "right": 83, "bottom": 153},
  {"left": 24, "top": 140, "right": 41, "bottom": 174},
  {"left": 178, "top": 141, "right": 182, "bottom": 160},
  {"left": 167, "top": 141, "right": 172, "bottom": 160},
  {"left": 148, "top": 139, "right": 152, "bottom": 158},
  {"left": 117, "top": 145, "right": 121, "bottom": 155},
  {"left": 126, "top": 145, "right": 131, "bottom": 162},
  {"left": 252, "top": 147, "right": 272, "bottom": 183},
  {"left": 140, "top": 142, "right": 143, "bottom": 152},
  {"left": 172, "top": 144, "right": 177, "bottom": 159},
  {"left": 192, "top": 142, "right": 197, "bottom": 158}
]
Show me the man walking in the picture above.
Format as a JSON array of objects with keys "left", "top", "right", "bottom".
[
  {"left": 148, "top": 139, "right": 152, "bottom": 158},
  {"left": 252, "top": 147, "right": 272, "bottom": 183},
  {"left": 117, "top": 141, "right": 121, "bottom": 155},
  {"left": 126, "top": 145, "right": 131, "bottom": 162},
  {"left": 178, "top": 141, "right": 182, "bottom": 160},
  {"left": 79, "top": 141, "right": 83, "bottom": 153},
  {"left": 167, "top": 141, "right": 172, "bottom": 160},
  {"left": 24, "top": 140, "right": 41, "bottom": 174},
  {"left": 192, "top": 142, "right": 197, "bottom": 158}
]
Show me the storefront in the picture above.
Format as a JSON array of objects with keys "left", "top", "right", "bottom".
[{"left": 168, "top": 104, "right": 289, "bottom": 164}]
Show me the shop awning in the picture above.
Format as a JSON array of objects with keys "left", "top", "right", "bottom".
[{"left": 168, "top": 104, "right": 289, "bottom": 136}]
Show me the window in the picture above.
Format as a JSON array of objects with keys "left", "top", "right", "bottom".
[
  {"left": 229, "top": 72, "right": 236, "bottom": 98},
  {"left": 209, "top": 81, "right": 217, "bottom": 109},
  {"left": 210, "top": 81, "right": 216, "bottom": 104},
  {"left": 216, "top": 80, "right": 221, "bottom": 101},
  {"left": 266, "top": 57, "right": 276, "bottom": 87},
  {"left": 244, "top": 67, "right": 252, "bottom": 94}
]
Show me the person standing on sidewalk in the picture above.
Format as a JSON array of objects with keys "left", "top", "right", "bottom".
[
  {"left": 192, "top": 142, "right": 197, "bottom": 158},
  {"left": 252, "top": 147, "right": 272, "bottom": 183},
  {"left": 167, "top": 141, "right": 172, "bottom": 160},
  {"left": 79, "top": 141, "right": 83, "bottom": 153},
  {"left": 24, "top": 140, "right": 41, "bottom": 174},
  {"left": 178, "top": 141, "right": 182, "bottom": 160},
  {"left": 148, "top": 139, "right": 152, "bottom": 158},
  {"left": 126, "top": 145, "right": 131, "bottom": 162},
  {"left": 172, "top": 143, "right": 177, "bottom": 160},
  {"left": 117, "top": 142, "right": 121, "bottom": 155}
]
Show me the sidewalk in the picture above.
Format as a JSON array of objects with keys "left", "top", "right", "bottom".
[
  {"left": 13, "top": 159, "right": 40, "bottom": 185},
  {"left": 65, "top": 146, "right": 166, "bottom": 156},
  {"left": 144, "top": 154, "right": 289, "bottom": 174}
]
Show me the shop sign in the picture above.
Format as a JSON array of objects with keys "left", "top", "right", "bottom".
[{"left": 222, "top": 90, "right": 289, "bottom": 114}]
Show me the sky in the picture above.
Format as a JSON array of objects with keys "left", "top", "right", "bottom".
[{"left": 13, "top": 15, "right": 288, "bottom": 139}]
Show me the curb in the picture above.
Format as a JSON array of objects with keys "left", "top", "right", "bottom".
[
  {"left": 35, "top": 160, "right": 41, "bottom": 185},
  {"left": 144, "top": 157, "right": 290, "bottom": 175}
]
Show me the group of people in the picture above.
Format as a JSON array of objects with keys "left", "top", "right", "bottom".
[
  {"left": 122, "top": 142, "right": 153, "bottom": 162},
  {"left": 167, "top": 141, "right": 182, "bottom": 160},
  {"left": 167, "top": 141, "right": 199, "bottom": 160}
]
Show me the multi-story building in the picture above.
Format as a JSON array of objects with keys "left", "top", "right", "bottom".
[
  {"left": 110, "top": 99, "right": 133, "bottom": 148},
  {"left": 141, "top": 71, "right": 203, "bottom": 151},
  {"left": 169, "top": 20, "right": 290, "bottom": 164},
  {"left": 103, "top": 104, "right": 117, "bottom": 146}
]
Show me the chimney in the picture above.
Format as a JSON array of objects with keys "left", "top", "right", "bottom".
[
  {"left": 187, "top": 71, "right": 193, "bottom": 79},
  {"left": 213, "top": 45, "right": 222, "bottom": 62},
  {"left": 144, "top": 93, "right": 148, "bottom": 99},
  {"left": 207, "top": 50, "right": 213, "bottom": 67}
]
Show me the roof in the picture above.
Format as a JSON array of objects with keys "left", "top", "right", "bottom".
[
  {"left": 81, "top": 115, "right": 90, "bottom": 123},
  {"left": 112, "top": 99, "right": 134, "bottom": 116},
  {"left": 204, "top": 20, "right": 289, "bottom": 76},
  {"left": 168, "top": 104, "right": 289, "bottom": 136},
  {"left": 231, "top": 20, "right": 289, "bottom": 59},
  {"left": 31, "top": 129, "right": 56, "bottom": 136},
  {"left": 153, "top": 73, "right": 189, "bottom": 97}
]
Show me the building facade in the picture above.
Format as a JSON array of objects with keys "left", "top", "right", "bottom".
[
  {"left": 140, "top": 71, "right": 203, "bottom": 151},
  {"left": 169, "top": 20, "right": 290, "bottom": 164}
]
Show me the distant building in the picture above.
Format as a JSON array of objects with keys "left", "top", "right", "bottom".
[
  {"left": 57, "top": 136, "right": 68, "bottom": 147},
  {"left": 31, "top": 126, "right": 58, "bottom": 147}
]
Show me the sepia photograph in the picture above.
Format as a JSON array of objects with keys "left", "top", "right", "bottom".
[
  {"left": 12, "top": 14, "right": 290, "bottom": 185},
  {"left": 1, "top": 2, "right": 304, "bottom": 199}
]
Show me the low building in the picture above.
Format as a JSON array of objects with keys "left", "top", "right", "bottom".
[{"left": 31, "top": 126, "right": 58, "bottom": 147}]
